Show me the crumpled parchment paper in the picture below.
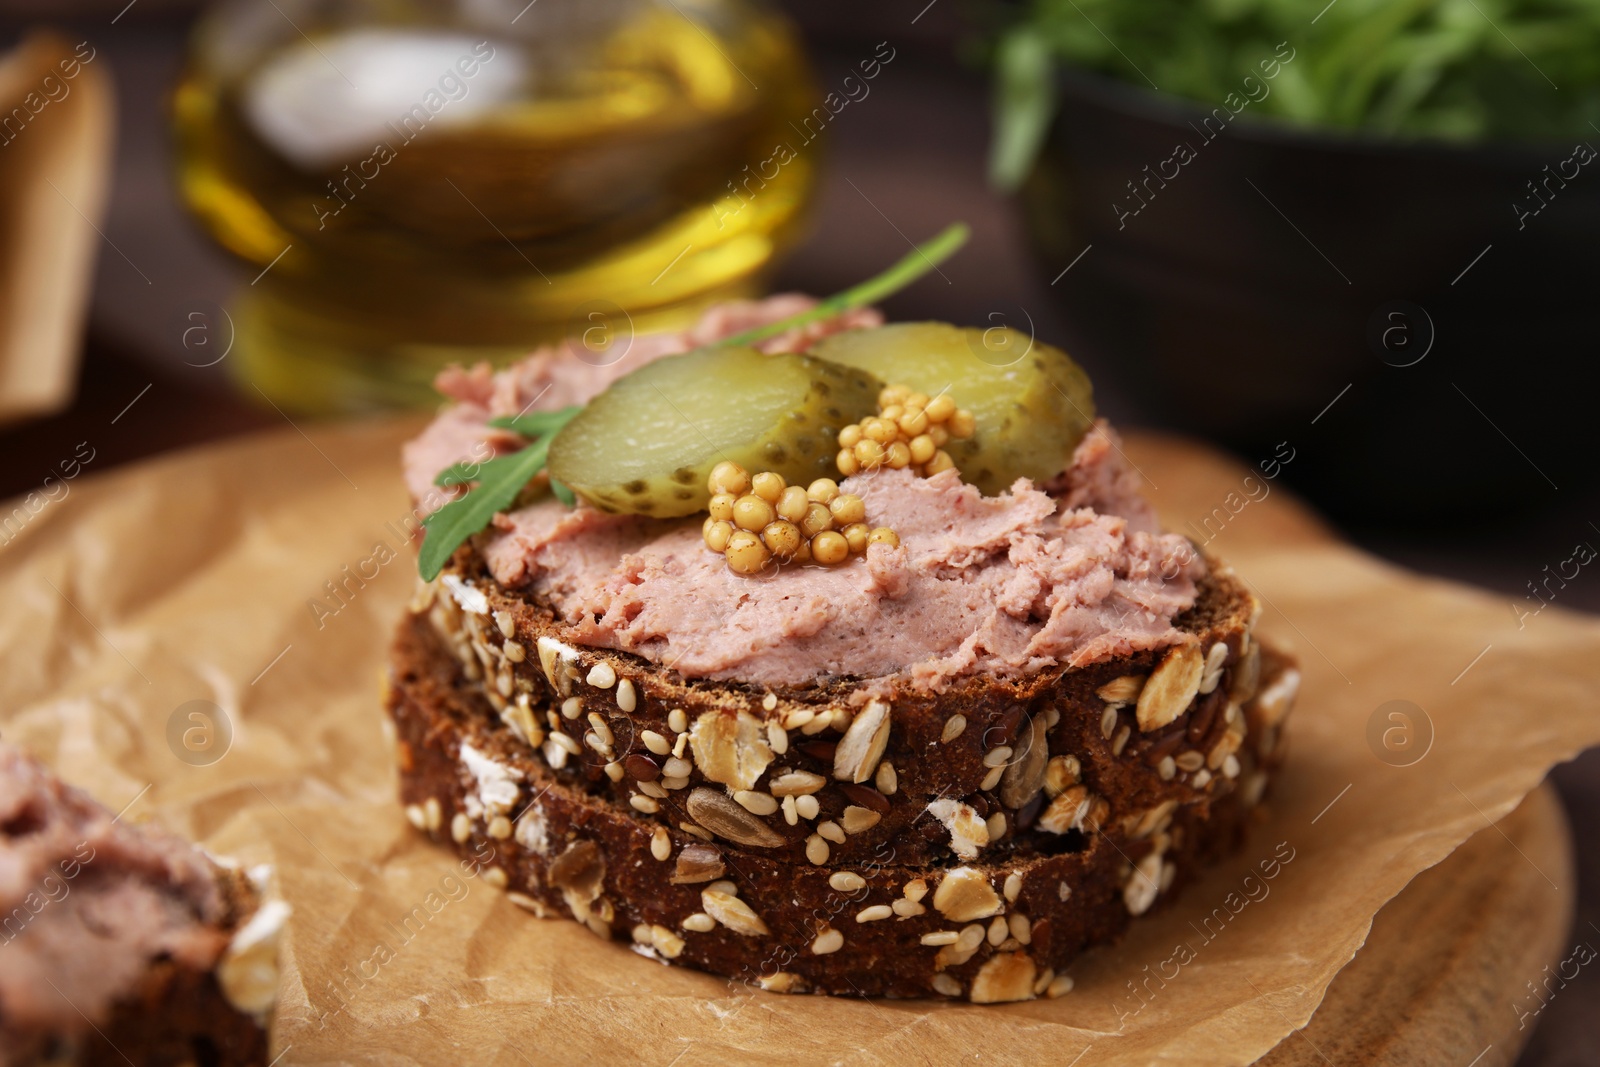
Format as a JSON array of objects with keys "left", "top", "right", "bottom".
[{"left": 0, "top": 417, "right": 1594, "bottom": 1066}]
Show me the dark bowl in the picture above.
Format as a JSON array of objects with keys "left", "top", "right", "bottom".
[{"left": 1022, "top": 66, "right": 1599, "bottom": 526}]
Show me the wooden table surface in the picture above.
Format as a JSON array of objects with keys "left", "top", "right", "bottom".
[{"left": 1260, "top": 785, "right": 1573, "bottom": 1067}]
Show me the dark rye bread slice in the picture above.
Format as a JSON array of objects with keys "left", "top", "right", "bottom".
[
  {"left": 387, "top": 609, "right": 1292, "bottom": 1001},
  {"left": 64, "top": 948, "right": 266, "bottom": 1067},
  {"left": 0, "top": 744, "right": 281, "bottom": 1067},
  {"left": 417, "top": 549, "right": 1293, "bottom": 867}
]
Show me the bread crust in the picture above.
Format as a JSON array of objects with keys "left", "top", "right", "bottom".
[
  {"left": 387, "top": 605, "right": 1296, "bottom": 1001},
  {"left": 72, "top": 961, "right": 269, "bottom": 1067}
]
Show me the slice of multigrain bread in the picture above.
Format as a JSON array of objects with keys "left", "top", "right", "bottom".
[
  {"left": 388, "top": 607, "right": 1295, "bottom": 1000},
  {"left": 410, "top": 547, "right": 1295, "bottom": 869},
  {"left": 0, "top": 744, "right": 286, "bottom": 1067}
]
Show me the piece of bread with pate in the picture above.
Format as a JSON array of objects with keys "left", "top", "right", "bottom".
[
  {"left": 422, "top": 556, "right": 1274, "bottom": 868},
  {"left": 389, "top": 607, "right": 1295, "bottom": 1000},
  {"left": 0, "top": 743, "right": 287, "bottom": 1067},
  {"left": 388, "top": 286, "right": 1300, "bottom": 1002}
]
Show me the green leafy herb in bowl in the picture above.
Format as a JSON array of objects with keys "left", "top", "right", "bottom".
[{"left": 990, "top": 0, "right": 1600, "bottom": 188}]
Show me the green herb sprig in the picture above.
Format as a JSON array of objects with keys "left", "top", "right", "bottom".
[
  {"left": 418, "top": 406, "right": 580, "bottom": 580},
  {"left": 719, "top": 222, "right": 970, "bottom": 348},
  {"left": 415, "top": 222, "right": 971, "bottom": 581}
]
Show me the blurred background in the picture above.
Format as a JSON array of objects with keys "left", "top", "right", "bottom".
[{"left": 0, "top": 0, "right": 1593, "bottom": 1060}]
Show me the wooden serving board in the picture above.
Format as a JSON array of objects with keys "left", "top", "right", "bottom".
[
  {"left": 1257, "top": 783, "right": 1574, "bottom": 1066},
  {"left": 1124, "top": 436, "right": 1579, "bottom": 1065}
]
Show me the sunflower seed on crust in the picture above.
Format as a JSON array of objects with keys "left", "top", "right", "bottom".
[
  {"left": 999, "top": 714, "right": 1049, "bottom": 809},
  {"left": 685, "top": 787, "right": 783, "bottom": 848},
  {"left": 669, "top": 842, "right": 725, "bottom": 884}
]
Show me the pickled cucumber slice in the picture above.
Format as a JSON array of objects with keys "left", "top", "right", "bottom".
[
  {"left": 547, "top": 346, "right": 881, "bottom": 517},
  {"left": 808, "top": 322, "right": 1095, "bottom": 495}
]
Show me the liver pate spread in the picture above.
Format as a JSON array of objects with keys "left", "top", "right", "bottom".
[
  {"left": 405, "top": 297, "right": 1203, "bottom": 692},
  {"left": 0, "top": 744, "right": 229, "bottom": 1040}
]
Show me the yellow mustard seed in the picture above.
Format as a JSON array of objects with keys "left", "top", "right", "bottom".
[
  {"left": 703, "top": 517, "right": 734, "bottom": 552},
  {"left": 732, "top": 494, "right": 776, "bottom": 532},
  {"left": 762, "top": 520, "right": 803, "bottom": 560},
  {"left": 868, "top": 527, "right": 901, "bottom": 549},
  {"left": 811, "top": 530, "right": 849, "bottom": 565},
  {"left": 801, "top": 501, "right": 834, "bottom": 538},
  {"left": 898, "top": 409, "right": 929, "bottom": 436},
  {"left": 864, "top": 418, "right": 898, "bottom": 446},
  {"left": 836, "top": 382, "right": 980, "bottom": 484},
  {"left": 708, "top": 493, "right": 736, "bottom": 521},
  {"left": 925, "top": 394, "right": 957, "bottom": 422},
  {"left": 792, "top": 537, "right": 813, "bottom": 564},
  {"left": 751, "top": 470, "right": 786, "bottom": 504},
  {"left": 777, "top": 485, "right": 810, "bottom": 523},
  {"left": 725, "top": 530, "right": 771, "bottom": 574},
  {"left": 841, "top": 522, "right": 869, "bottom": 554},
  {"left": 708, "top": 461, "right": 751, "bottom": 497},
  {"left": 852, "top": 439, "right": 884, "bottom": 469},
  {"left": 830, "top": 493, "right": 866, "bottom": 526},
  {"left": 806, "top": 478, "right": 839, "bottom": 505}
]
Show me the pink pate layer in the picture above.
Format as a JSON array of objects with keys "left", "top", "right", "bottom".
[
  {"left": 404, "top": 296, "right": 1203, "bottom": 694},
  {"left": 0, "top": 744, "right": 228, "bottom": 1037}
]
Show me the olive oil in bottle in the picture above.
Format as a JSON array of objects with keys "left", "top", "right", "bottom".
[{"left": 173, "top": 0, "right": 818, "bottom": 412}]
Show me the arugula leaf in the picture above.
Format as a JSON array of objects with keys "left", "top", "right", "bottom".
[
  {"left": 418, "top": 405, "right": 582, "bottom": 580},
  {"left": 418, "top": 438, "right": 554, "bottom": 581},
  {"left": 718, "top": 223, "right": 970, "bottom": 349},
  {"left": 489, "top": 410, "right": 582, "bottom": 437},
  {"left": 433, "top": 451, "right": 528, "bottom": 488},
  {"left": 549, "top": 478, "right": 576, "bottom": 506}
]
